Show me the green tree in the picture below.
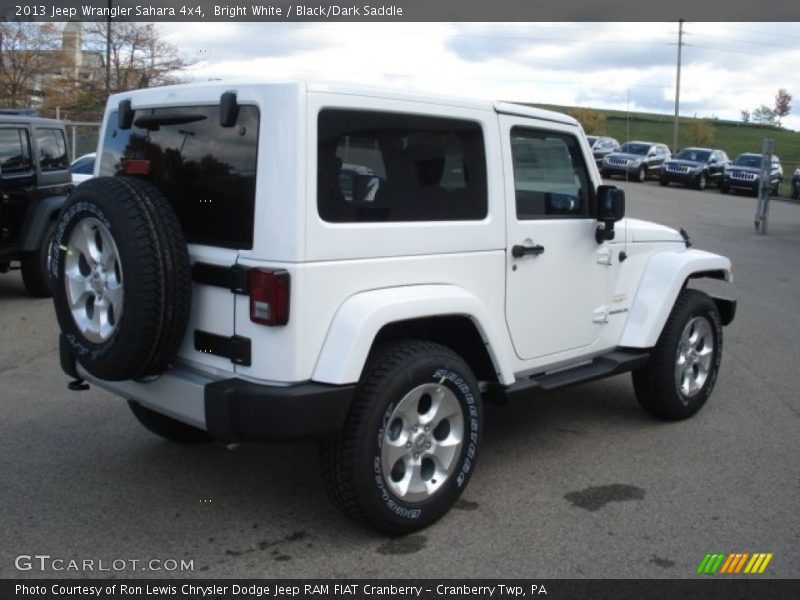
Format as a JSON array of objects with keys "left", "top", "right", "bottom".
[{"left": 752, "top": 105, "right": 776, "bottom": 127}]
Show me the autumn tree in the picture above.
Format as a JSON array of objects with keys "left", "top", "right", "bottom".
[
  {"left": 569, "top": 107, "right": 607, "bottom": 135},
  {"left": 689, "top": 119, "right": 714, "bottom": 146},
  {"left": 0, "top": 22, "right": 60, "bottom": 108},
  {"left": 774, "top": 88, "right": 792, "bottom": 126}
]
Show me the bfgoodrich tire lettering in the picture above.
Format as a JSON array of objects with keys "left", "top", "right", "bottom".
[
  {"left": 320, "top": 341, "right": 482, "bottom": 534},
  {"left": 632, "top": 289, "right": 723, "bottom": 420},
  {"left": 50, "top": 177, "right": 191, "bottom": 381}
]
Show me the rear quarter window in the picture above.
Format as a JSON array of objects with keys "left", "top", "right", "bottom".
[
  {"left": 35, "top": 128, "right": 68, "bottom": 172},
  {"left": 99, "top": 105, "right": 259, "bottom": 249},
  {"left": 317, "top": 109, "right": 487, "bottom": 223}
]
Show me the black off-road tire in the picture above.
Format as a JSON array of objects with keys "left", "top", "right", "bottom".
[
  {"left": 320, "top": 341, "right": 482, "bottom": 534},
  {"left": 21, "top": 220, "right": 56, "bottom": 298},
  {"left": 128, "top": 400, "right": 213, "bottom": 444},
  {"left": 632, "top": 289, "right": 723, "bottom": 421},
  {"left": 50, "top": 177, "right": 191, "bottom": 381}
]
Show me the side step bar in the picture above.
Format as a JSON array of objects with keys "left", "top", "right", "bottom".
[{"left": 485, "top": 349, "right": 650, "bottom": 403}]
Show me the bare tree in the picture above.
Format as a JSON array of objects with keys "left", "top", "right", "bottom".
[
  {"left": 0, "top": 22, "right": 60, "bottom": 108},
  {"left": 84, "top": 22, "right": 194, "bottom": 95}
]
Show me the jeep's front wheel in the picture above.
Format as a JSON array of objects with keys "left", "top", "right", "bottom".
[
  {"left": 632, "top": 289, "right": 722, "bottom": 420},
  {"left": 636, "top": 165, "right": 647, "bottom": 182},
  {"left": 320, "top": 341, "right": 482, "bottom": 534}
]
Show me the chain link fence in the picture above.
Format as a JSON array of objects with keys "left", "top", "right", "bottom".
[{"left": 64, "top": 121, "right": 101, "bottom": 160}]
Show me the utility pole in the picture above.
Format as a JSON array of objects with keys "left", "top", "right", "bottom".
[{"left": 672, "top": 19, "right": 684, "bottom": 153}]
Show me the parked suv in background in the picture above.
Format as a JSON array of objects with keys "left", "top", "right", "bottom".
[
  {"left": 721, "top": 153, "right": 783, "bottom": 196},
  {"left": 790, "top": 167, "right": 800, "bottom": 199},
  {"left": 0, "top": 114, "right": 73, "bottom": 296},
  {"left": 50, "top": 82, "right": 735, "bottom": 534},
  {"left": 586, "top": 135, "right": 620, "bottom": 166},
  {"left": 660, "top": 147, "right": 730, "bottom": 190},
  {"left": 601, "top": 141, "right": 671, "bottom": 182}
]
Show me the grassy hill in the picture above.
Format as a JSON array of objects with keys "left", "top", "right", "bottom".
[{"left": 529, "top": 103, "right": 800, "bottom": 181}]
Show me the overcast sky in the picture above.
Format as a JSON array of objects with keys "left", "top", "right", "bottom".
[{"left": 158, "top": 22, "right": 800, "bottom": 131}]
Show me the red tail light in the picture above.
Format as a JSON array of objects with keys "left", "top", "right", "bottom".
[
  {"left": 249, "top": 268, "right": 290, "bottom": 326},
  {"left": 123, "top": 159, "right": 151, "bottom": 175}
]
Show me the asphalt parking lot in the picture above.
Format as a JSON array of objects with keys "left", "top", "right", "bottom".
[{"left": 1, "top": 182, "right": 799, "bottom": 579}]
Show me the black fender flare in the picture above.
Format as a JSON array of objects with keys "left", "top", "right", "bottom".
[{"left": 19, "top": 195, "right": 68, "bottom": 251}]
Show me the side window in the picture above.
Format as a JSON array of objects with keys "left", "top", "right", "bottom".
[
  {"left": 317, "top": 109, "right": 487, "bottom": 223},
  {"left": 511, "top": 127, "right": 591, "bottom": 220},
  {"left": 0, "top": 128, "right": 32, "bottom": 174},
  {"left": 35, "top": 128, "right": 69, "bottom": 171}
]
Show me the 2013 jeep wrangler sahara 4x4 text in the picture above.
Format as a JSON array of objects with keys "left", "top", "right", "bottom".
[{"left": 51, "top": 82, "right": 735, "bottom": 534}]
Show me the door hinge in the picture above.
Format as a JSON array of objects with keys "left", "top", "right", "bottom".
[{"left": 596, "top": 246, "right": 613, "bottom": 265}]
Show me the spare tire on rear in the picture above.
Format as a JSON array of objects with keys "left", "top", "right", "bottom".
[{"left": 50, "top": 176, "right": 191, "bottom": 381}]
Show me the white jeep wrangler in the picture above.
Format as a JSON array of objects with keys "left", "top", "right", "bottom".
[{"left": 51, "top": 81, "right": 735, "bottom": 534}]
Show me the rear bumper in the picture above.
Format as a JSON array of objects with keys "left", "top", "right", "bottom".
[
  {"left": 61, "top": 336, "right": 353, "bottom": 443},
  {"left": 205, "top": 378, "right": 353, "bottom": 442}
]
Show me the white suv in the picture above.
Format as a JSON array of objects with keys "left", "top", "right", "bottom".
[{"left": 50, "top": 81, "right": 735, "bottom": 534}]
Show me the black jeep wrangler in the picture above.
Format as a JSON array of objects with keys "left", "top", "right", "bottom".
[{"left": 0, "top": 115, "right": 73, "bottom": 296}]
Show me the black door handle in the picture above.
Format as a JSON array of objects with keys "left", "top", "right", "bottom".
[{"left": 511, "top": 244, "right": 545, "bottom": 258}]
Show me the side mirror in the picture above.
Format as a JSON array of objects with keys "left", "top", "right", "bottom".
[{"left": 596, "top": 185, "right": 625, "bottom": 243}]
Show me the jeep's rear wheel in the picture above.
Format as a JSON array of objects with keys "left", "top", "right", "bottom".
[
  {"left": 320, "top": 341, "right": 482, "bottom": 534},
  {"left": 128, "top": 400, "right": 213, "bottom": 443},
  {"left": 21, "top": 220, "right": 56, "bottom": 298},
  {"left": 50, "top": 177, "right": 191, "bottom": 381},
  {"left": 632, "top": 289, "right": 722, "bottom": 420}
]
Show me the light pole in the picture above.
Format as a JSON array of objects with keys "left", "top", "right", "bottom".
[{"left": 672, "top": 19, "right": 684, "bottom": 152}]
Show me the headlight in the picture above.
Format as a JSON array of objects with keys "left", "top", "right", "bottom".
[{"left": 629, "top": 159, "right": 641, "bottom": 167}]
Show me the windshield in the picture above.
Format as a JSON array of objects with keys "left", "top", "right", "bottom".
[
  {"left": 620, "top": 143, "right": 650, "bottom": 156},
  {"left": 676, "top": 149, "right": 710, "bottom": 162},
  {"left": 734, "top": 154, "right": 762, "bottom": 168}
]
